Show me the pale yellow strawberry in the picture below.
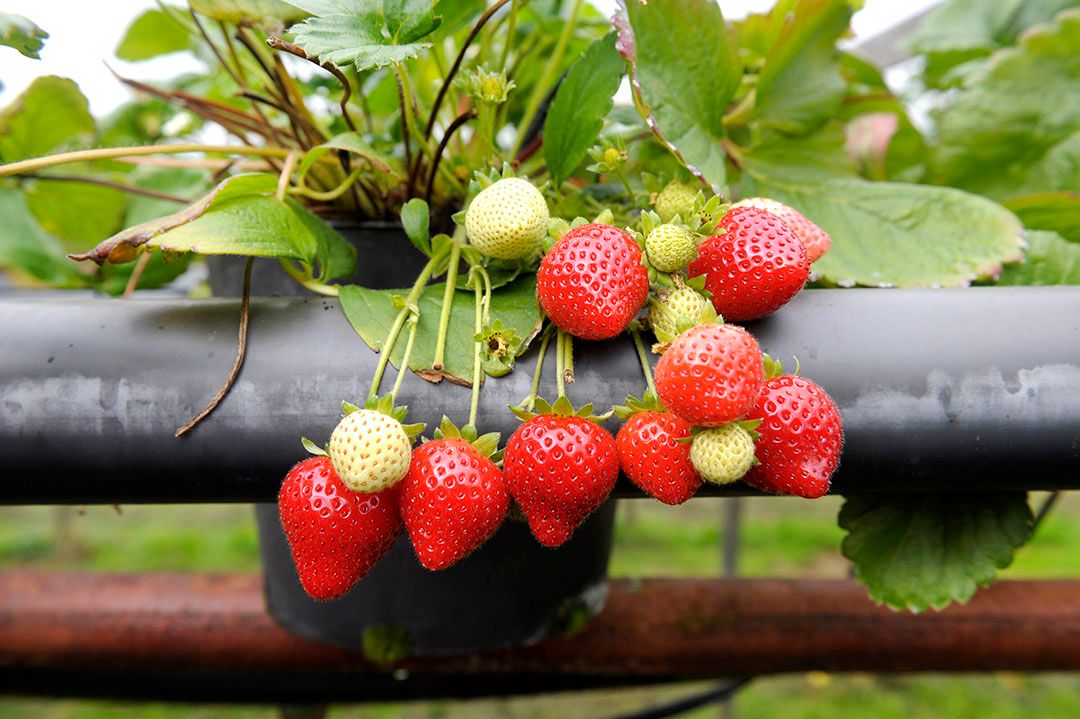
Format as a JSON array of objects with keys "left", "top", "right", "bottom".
[
  {"left": 690, "top": 423, "right": 755, "bottom": 485},
  {"left": 653, "top": 180, "right": 697, "bottom": 222},
  {"left": 465, "top": 178, "right": 549, "bottom": 260},
  {"left": 328, "top": 409, "right": 412, "bottom": 493},
  {"left": 646, "top": 223, "right": 697, "bottom": 272},
  {"left": 649, "top": 287, "right": 711, "bottom": 341}
]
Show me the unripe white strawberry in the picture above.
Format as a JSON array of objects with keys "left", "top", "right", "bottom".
[
  {"left": 732, "top": 197, "right": 830, "bottom": 263},
  {"left": 649, "top": 286, "right": 711, "bottom": 340},
  {"left": 328, "top": 409, "right": 412, "bottom": 493},
  {"left": 646, "top": 223, "right": 697, "bottom": 272},
  {"left": 690, "top": 423, "right": 756, "bottom": 485},
  {"left": 654, "top": 180, "right": 697, "bottom": 222},
  {"left": 465, "top": 178, "right": 549, "bottom": 260}
]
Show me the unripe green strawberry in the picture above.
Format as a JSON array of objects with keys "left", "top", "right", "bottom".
[
  {"left": 649, "top": 287, "right": 711, "bottom": 341},
  {"left": 465, "top": 178, "right": 549, "bottom": 260},
  {"left": 690, "top": 423, "right": 756, "bottom": 485},
  {"left": 328, "top": 409, "right": 412, "bottom": 493},
  {"left": 646, "top": 223, "right": 697, "bottom": 272},
  {"left": 654, "top": 180, "right": 697, "bottom": 222}
]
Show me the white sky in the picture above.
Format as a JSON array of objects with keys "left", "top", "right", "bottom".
[{"left": 0, "top": 0, "right": 941, "bottom": 115}]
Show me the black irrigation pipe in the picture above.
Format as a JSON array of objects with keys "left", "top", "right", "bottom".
[{"left": 1, "top": 286, "right": 1079, "bottom": 504}]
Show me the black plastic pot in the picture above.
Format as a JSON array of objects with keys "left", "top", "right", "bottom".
[{"left": 208, "top": 220, "right": 618, "bottom": 654}]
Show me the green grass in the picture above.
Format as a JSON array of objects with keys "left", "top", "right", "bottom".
[{"left": 1, "top": 493, "right": 1078, "bottom": 717}]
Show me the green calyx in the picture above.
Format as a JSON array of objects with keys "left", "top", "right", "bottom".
[
  {"left": 679, "top": 418, "right": 762, "bottom": 448},
  {"left": 300, "top": 436, "right": 329, "bottom": 457},
  {"left": 431, "top": 415, "right": 501, "bottom": 460},
  {"left": 613, "top": 389, "right": 666, "bottom": 420},
  {"left": 475, "top": 319, "right": 523, "bottom": 378},
  {"left": 509, "top": 394, "right": 613, "bottom": 424},
  {"left": 763, "top": 353, "right": 801, "bottom": 380},
  {"left": 546, "top": 208, "right": 618, "bottom": 245},
  {"left": 345, "top": 395, "right": 426, "bottom": 441}
]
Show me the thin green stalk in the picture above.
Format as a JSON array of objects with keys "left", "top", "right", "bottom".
[
  {"left": 497, "top": 0, "right": 520, "bottom": 71},
  {"left": 520, "top": 324, "right": 554, "bottom": 409},
  {"left": 290, "top": 166, "right": 363, "bottom": 202},
  {"left": 0, "top": 144, "right": 309, "bottom": 178},
  {"left": 511, "top": 0, "right": 583, "bottom": 157},
  {"left": 278, "top": 260, "right": 341, "bottom": 297},
  {"left": 614, "top": 167, "right": 636, "bottom": 200},
  {"left": 478, "top": 265, "right": 493, "bottom": 326},
  {"left": 630, "top": 327, "right": 656, "bottom": 395},
  {"left": 556, "top": 329, "right": 566, "bottom": 397},
  {"left": 369, "top": 244, "right": 452, "bottom": 398},
  {"left": 390, "top": 314, "right": 420, "bottom": 402},
  {"left": 432, "top": 233, "right": 464, "bottom": 371},
  {"left": 468, "top": 271, "right": 484, "bottom": 427},
  {"left": 563, "top": 331, "right": 575, "bottom": 385}
]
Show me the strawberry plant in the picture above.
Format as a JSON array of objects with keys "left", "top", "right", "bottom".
[{"left": 2, "top": 0, "right": 1077, "bottom": 623}]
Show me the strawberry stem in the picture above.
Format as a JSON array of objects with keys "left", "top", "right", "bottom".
[
  {"left": 432, "top": 234, "right": 463, "bottom": 372},
  {"left": 390, "top": 312, "right": 420, "bottom": 402},
  {"left": 520, "top": 324, "right": 554, "bottom": 410},
  {"left": 630, "top": 327, "right": 656, "bottom": 396},
  {"left": 563, "top": 332, "right": 575, "bottom": 385},
  {"left": 369, "top": 243, "right": 452, "bottom": 399},
  {"left": 468, "top": 268, "right": 484, "bottom": 427},
  {"left": 556, "top": 329, "right": 566, "bottom": 397},
  {"left": 278, "top": 259, "right": 341, "bottom": 297}
]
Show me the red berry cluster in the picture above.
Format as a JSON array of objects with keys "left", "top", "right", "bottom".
[{"left": 278, "top": 195, "right": 844, "bottom": 602}]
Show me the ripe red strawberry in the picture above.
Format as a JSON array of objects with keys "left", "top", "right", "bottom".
[
  {"left": 616, "top": 405, "right": 701, "bottom": 505},
  {"left": 688, "top": 206, "right": 809, "bottom": 321},
  {"left": 732, "top": 197, "right": 831, "bottom": 263},
  {"left": 400, "top": 430, "right": 509, "bottom": 571},
  {"left": 537, "top": 223, "right": 649, "bottom": 340},
  {"left": 278, "top": 456, "right": 402, "bottom": 600},
  {"left": 504, "top": 398, "right": 620, "bottom": 547},
  {"left": 745, "top": 375, "right": 843, "bottom": 499},
  {"left": 654, "top": 323, "right": 764, "bottom": 427}
]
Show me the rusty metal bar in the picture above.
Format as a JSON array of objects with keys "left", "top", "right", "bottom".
[{"left": 1, "top": 572, "right": 1079, "bottom": 702}]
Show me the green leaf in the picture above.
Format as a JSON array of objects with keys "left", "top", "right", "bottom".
[
  {"left": 0, "top": 76, "right": 93, "bottom": 163},
  {"left": 752, "top": 0, "right": 853, "bottom": 134},
  {"left": 746, "top": 177, "right": 1024, "bottom": 287},
  {"left": 400, "top": 198, "right": 431, "bottom": 255},
  {"left": 298, "top": 132, "right": 396, "bottom": 184},
  {"left": 383, "top": 0, "right": 441, "bottom": 43},
  {"left": 288, "top": 2, "right": 435, "bottom": 72},
  {"left": 24, "top": 180, "right": 128, "bottom": 252},
  {"left": 1003, "top": 191, "right": 1080, "bottom": 242},
  {"left": 287, "top": 198, "right": 357, "bottom": 281},
  {"left": 340, "top": 275, "right": 542, "bottom": 385},
  {"left": 0, "top": 12, "right": 47, "bottom": 59},
  {"left": 190, "top": 0, "right": 309, "bottom": 26},
  {"left": 999, "top": 229, "right": 1080, "bottom": 285},
  {"left": 544, "top": 33, "right": 625, "bottom": 185},
  {"left": 70, "top": 174, "right": 322, "bottom": 265},
  {"left": 0, "top": 188, "right": 85, "bottom": 287},
  {"left": 115, "top": 8, "right": 190, "bottom": 61},
  {"left": 619, "top": 0, "right": 741, "bottom": 191},
  {"left": 840, "top": 494, "right": 1033, "bottom": 612},
  {"left": 931, "top": 11, "right": 1080, "bottom": 199},
  {"left": 740, "top": 122, "right": 857, "bottom": 189},
  {"left": 907, "top": 0, "right": 1078, "bottom": 86}
]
